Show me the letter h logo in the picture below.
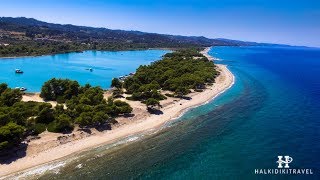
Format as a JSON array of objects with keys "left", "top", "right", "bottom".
[{"left": 277, "top": 156, "right": 293, "bottom": 168}]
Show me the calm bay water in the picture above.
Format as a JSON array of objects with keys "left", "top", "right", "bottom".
[
  {"left": 0, "top": 50, "right": 169, "bottom": 92},
  {"left": 10, "top": 46, "right": 320, "bottom": 179}
]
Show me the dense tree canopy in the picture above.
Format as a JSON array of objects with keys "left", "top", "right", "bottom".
[
  {"left": 0, "top": 122, "right": 24, "bottom": 150},
  {"left": 0, "top": 88, "right": 22, "bottom": 106},
  {"left": 40, "top": 78, "right": 80, "bottom": 103},
  {"left": 0, "top": 79, "right": 132, "bottom": 151},
  {"left": 145, "top": 98, "right": 160, "bottom": 110},
  {"left": 124, "top": 49, "right": 219, "bottom": 102},
  {"left": 111, "top": 78, "right": 122, "bottom": 89}
]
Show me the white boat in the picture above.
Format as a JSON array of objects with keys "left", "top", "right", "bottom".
[
  {"left": 20, "top": 87, "right": 27, "bottom": 91},
  {"left": 15, "top": 69, "right": 24, "bottom": 74},
  {"left": 14, "top": 87, "right": 27, "bottom": 91}
]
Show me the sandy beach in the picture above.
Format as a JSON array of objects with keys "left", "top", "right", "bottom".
[
  {"left": 200, "top": 47, "right": 214, "bottom": 61},
  {"left": 0, "top": 49, "right": 234, "bottom": 178}
]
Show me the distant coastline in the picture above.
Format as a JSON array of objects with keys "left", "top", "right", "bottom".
[
  {"left": 0, "top": 48, "right": 235, "bottom": 178},
  {"left": 0, "top": 17, "right": 254, "bottom": 59},
  {"left": 0, "top": 48, "right": 169, "bottom": 60}
]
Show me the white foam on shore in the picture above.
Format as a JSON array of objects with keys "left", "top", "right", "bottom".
[
  {"left": 111, "top": 135, "right": 141, "bottom": 146},
  {"left": 90, "top": 135, "right": 143, "bottom": 155},
  {"left": 5, "top": 135, "right": 144, "bottom": 179},
  {"left": 1, "top": 161, "right": 67, "bottom": 180}
]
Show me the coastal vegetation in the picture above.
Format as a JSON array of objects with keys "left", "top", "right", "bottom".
[
  {"left": 0, "top": 80, "right": 132, "bottom": 151},
  {"left": 0, "top": 41, "right": 88, "bottom": 57},
  {"left": 122, "top": 48, "right": 219, "bottom": 106}
]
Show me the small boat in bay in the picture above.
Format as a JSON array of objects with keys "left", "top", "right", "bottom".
[
  {"left": 19, "top": 87, "right": 27, "bottom": 91},
  {"left": 15, "top": 87, "right": 27, "bottom": 91},
  {"left": 15, "top": 69, "right": 24, "bottom": 74}
]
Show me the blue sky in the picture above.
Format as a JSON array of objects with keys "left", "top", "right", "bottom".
[{"left": 1, "top": 0, "right": 319, "bottom": 47}]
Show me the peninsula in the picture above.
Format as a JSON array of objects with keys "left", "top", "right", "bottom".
[{"left": 0, "top": 47, "right": 234, "bottom": 177}]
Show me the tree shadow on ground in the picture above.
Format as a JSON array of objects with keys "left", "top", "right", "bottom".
[
  {"left": 0, "top": 143, "right": 28, "bottom": 164},
  {"left": 95, "top": 123, "right": 112, "bottom": 132},
  {"left": 181, "top": 96, "right": 192, "bottom": 100},
  {"left": 61, "top": 128, "right": 74, "bottom": 135},
  {"left": 147, "top": 108, "right": 164, "bottom": 115},
  {"left": 123, "top": 113, "right": 135, "bottom": 118},
  {"left": 78, "top": 128, "right": 92, "bottom": 134},
  {"left": 113, "top": 94, "right": 125, "bottom": 99}
]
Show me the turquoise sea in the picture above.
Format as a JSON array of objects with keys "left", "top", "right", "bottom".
[
  {"left": 0, "top": 50, "right": 169, "bottom": 92},
  {"left": 6, "top": 46, "right": 320, "bottom": 179}
]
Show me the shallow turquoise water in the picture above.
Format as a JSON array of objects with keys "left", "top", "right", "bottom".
[
  {"left": 0, "top": 50, "right": 169, "bottom": 92},
  {"left": 8, "top": 46, "right": 320, "bottom": 179}
]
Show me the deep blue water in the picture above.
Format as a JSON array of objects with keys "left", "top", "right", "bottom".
[
  {"left": 11, "top": 46, "right": 320, "bottom": 179},
  {"left": 0, "top": 50, "right": 169, "bottom": 92}
]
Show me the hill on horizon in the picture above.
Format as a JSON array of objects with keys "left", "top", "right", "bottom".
[{"left": 0, "top": 17, "right": 263, "bottom": 57}]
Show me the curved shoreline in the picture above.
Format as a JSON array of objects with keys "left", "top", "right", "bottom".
[{"left": 0, "top": 48, "right": 235, "bottom": 178}]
